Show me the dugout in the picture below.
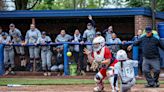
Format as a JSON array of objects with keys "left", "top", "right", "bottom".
[{"left": 0, "top": 8, "right": 164, "bottom": 70}]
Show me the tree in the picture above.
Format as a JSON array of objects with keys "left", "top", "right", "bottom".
[
  {"left": 0, "top": 0, "right": 6, "bottom": 10},
  {"left": 14, "top": 0, "right": 41, "bottom": 10}
]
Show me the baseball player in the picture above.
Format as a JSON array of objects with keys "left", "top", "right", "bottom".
[
  {"left": 9, "top": 23, "right": 26, "bottom": 68},
  {"left": 0, "top": 32, "right": 15, "bottom": 75},
  {"left": 23, "top": 24, "right": 41, "bottom": 71},
  {"left": 36, "top": 31, "right": 52, "bottom": 76},
  {"left": 114, "top": 50, "right": 138, "bottom": 92},
  {"left": 84, "top": 36, "right": 118, "bottom": 92}
]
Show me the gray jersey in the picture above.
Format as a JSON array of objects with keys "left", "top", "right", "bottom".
[
  {"left": 1, "top": 36, "right": 13, "bottom": 50},
  {"left": 55, "top": 34, "right": 72, "bottom": 42},
  {"left": 83, "top": 28, "right": 96, "bottom": 42},
  {"left": 114, "top": 60, "right": 138, "bottom": 83},
  {"left": 37, "top": 36, "right": 51, "bottom": 50},
  {"left": 25, "top": 29, "right": 41, "bottom": 44},
  {"left": 9, "top": 28, "right": 22, "bottom": 44},
  {"left": 105, "top": 32, "right": 112, "bottom": 43}
]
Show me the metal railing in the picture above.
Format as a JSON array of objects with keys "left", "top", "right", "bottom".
[{"left": 0, "top": 41, "right": 138, "bottom": 76}]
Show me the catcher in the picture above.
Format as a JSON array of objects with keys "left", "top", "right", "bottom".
[{"left": 84, "top": 36, "right": 119, "bottom": 92}]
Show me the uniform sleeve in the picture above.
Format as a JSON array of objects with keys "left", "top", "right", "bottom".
[
  {"left": 48, "top": 36, "right": 52, "bottom": 42},
  {"left": 37, "top": 30, "right": 41, "bottom": 38},
  {"left": 25, "top": 31, "right": 29, "bottom": 42},
  {"left": 83, "top": 30, "right": 87, "bottom": 39},
  {"left": 55, "top": 35, "right": 59, "bottom": 42},
  {"left": 130, "top": 60, "right": 138, "bottom": 67},
  {"left": 17, "top": 29, "right": 22, "bottom": 37},
  {"left": 114, "top": 64, "right": 119, "bottom": 75},
  {"left": 104, "top": 47, "right": 112, "bottom": 59},
  {"left": 36, "top": 38, "right": 40, "bottom": 44},
  {"left": 117, "top": 38, "right": 122, "bottom": 43}
]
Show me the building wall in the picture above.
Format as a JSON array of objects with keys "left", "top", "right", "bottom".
[{"left": 135, "top": 15, "right": 164, "bottom": 35}]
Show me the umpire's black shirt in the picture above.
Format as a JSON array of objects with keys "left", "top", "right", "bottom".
[{"left": 133, "top": 34, "right": 164, "bottom": 59}]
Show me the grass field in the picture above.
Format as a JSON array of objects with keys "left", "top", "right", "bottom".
[{"left": 1, "top": 78, "right": 164, "bottom": 86}]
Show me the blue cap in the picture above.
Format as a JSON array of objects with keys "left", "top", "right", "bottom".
[
  {"left": 1, "top": 32, "right": 8, "bottom": 36},
  {"left": 145, "top": 26, "right": 152, "bottom": 33}
]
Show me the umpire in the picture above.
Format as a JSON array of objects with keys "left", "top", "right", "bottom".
[{"left": 131, "top": 26, "right": 164, "bottom": 87}]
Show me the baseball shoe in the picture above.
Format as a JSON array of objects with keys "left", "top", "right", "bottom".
[
  {"left": 145, "top": 84, "right": 154, "bottom": 88},
  {"left": 4, "top": 70, "right": 9, "bottom": 75},
  {"left": 9, "top": 71, "right": 16, "bottom": 75},
  {"left": 93, "top": 86, "right": 104, "bottom": 92},
  {"left": 47, "top": 72, "right": 51, "bottom": 76},
  {"left": 154, "top": 82, "right": 160, "bottom": 87},
  {"left": 43, "top": 72, "right": 47, "bottom": 76},
  {"left": 81, "top": 70, "right": 86, "bottom": 76}
]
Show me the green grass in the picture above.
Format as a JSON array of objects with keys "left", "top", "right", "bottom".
[{"left": 0, "top": 78, "right": 164, "bottom": 86}]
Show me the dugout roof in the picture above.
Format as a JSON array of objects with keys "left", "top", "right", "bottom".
[{"left": 0, "top": 7, "right": 164, "bottom": 19}]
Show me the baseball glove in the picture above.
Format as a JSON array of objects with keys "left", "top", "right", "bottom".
[{"left": 90, "top": 60, "right": 99, "bottom": 71}]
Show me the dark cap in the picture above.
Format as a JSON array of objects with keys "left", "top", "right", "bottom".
[
  {"left": 96, "top": 31, "right": 101, "bottom": 35},
  {"left": 1, "top": 32, "right": 8, "bottom": 36},
  {"left": 87, "top": 23, "right": 92, "bottom": 26},
  {"left": 145, "top": 26, "right": 152, "bottom": 33}
]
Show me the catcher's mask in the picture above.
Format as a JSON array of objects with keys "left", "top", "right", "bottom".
[{"left": 92, "top": 36, "right": 105, "bottom": 52}]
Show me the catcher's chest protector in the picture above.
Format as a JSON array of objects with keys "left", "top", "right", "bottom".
[{"left": 94, "top": 47, "right": 105, "bottom": 62}]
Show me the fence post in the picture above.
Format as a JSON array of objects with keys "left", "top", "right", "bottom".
[
  {"left": 132, "top": 46, "right": 139, "bottom": 76},
  {"left": 0, "top": 44, "right": 4, "bottom": 75},
  {"left": 63, "top": 43, "right": 69, "bottom": 75}
]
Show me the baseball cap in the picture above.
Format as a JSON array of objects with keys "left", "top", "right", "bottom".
[
  {"left": 96, "top": 31, "right": 101, "bottom": 35},
  {"left": 1, "top": 32, "right": 8, "bottom": 36},
  {"left": 145, "top": 26, "right": 152, "bottom": 33},
  {"left": 42, "top": 31, "right": 46, "bottom": 35},
  {"left": 87, "top": 23, "right": 92, "bottom": 26}
]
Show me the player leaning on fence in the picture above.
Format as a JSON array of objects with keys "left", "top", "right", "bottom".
[
  {"left": 9, "top": 23, "right": 26, "bottom": 70},
  {"left": 22, "top": 24, "right": 41, "bottom": 71},
  {"left": 84, "top": 36, "right": 119, "bottom": 92}
]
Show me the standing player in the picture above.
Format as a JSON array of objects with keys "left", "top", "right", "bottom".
[
  {"left": 36, "top": 31, "right": 52, "bottom": 76},
  {"left": 0, "top": 32, "right": 15, "bottom": 75},
  {"left": 114, "top": 50, "right": 138, "bottom": 92},
  {"left": 82, "top": 15, "right": 96, "bottom": 71},
  {"left": 22, "top": 24, "right": 41, "bottom": 71},
  {"left": 84, "top": 36, "right": 118, "bottom": 92},
  {"left": 9, "top": 23, "right": 26, "bottom": 68}
]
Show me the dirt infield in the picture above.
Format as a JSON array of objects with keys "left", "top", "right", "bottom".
[{"left": 0, "top": 84, "right": 164, "bottom": 92}]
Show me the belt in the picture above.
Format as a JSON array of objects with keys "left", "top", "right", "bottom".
[{"left": 122, "top": 78, "right": 133, "bottom": 84}]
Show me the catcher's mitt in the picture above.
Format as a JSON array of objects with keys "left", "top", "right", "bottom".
[{"left": 90, "top": 60, "right": 99, "bottom": 71}]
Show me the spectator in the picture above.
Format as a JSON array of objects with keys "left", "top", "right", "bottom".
[
  {"left": 23, "top": 24, "right": 41, "bottom": 71},
  {"left": 109, "top": 33, "right": 121, "bottom": 57},
  {"left": 51, "top": 46, "right": 64, "bottom": 76},
  {"left": 9, "top": 23, "right": 26, "bottom": 70},
  {"left": 72, "top": 29, "right": 85, "bottom": 75},
  {"left": 36, "top": 31, "right": 52, "bottom": 76},
  {"left": 0, "top": 32, "right": 15, "bottom": 75},
  {"left": 103, "top": 26, "right": 114, "bottom": 43},
  {"left": 129, "top": 26, "right": 164, "bottom": 88}
]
